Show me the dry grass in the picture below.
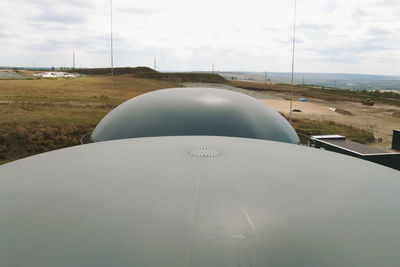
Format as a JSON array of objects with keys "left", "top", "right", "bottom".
[
  {"left": 0, "top": 75, "right": 176, "bottom": 103},
  {"left": 0, "top": 75, "right": 178, "bottom": 164},
  {"left": 289, "top": 118, "right": 375, "bottom": 144}
]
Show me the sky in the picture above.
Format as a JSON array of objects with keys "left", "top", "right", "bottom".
[{"left": 1, "top": 0, "right": 399, "bottom": 75}]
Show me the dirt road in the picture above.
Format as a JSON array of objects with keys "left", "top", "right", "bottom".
[{"left": 261, "top": 98, "right": 400, "bottom": 151}]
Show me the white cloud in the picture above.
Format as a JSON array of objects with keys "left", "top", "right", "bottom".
[
  {"left": 32, "top": 10, "right": 88, "bottom": 24},
  {"left": 0, "top": 0, "right": 399, "bottom": 75}
]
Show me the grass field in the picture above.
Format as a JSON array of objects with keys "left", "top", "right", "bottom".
[
  {"left": 289, "top": 118, "right": 375, "bottom": 144},
  {"left": 0, "top": 75, "right": 177, "bottom": 163},
  {"left": 0, "top": 73, "right": 378, "bottom": 164}
]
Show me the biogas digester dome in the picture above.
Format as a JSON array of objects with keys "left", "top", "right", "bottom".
[{"left": 91, "top": 87, "right": 299, "bottom": 144}]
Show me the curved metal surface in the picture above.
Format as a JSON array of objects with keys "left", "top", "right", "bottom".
[
  {"left": 0, "top": 136, "right": 399, "bottom": 266},
  {"left": 91, "top": 87, "right": 299, "bottom": 144}
]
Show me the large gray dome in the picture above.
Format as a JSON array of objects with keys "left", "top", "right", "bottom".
[
  {"left": 0, "top": 136, "right": 399, "bottom": 266},
  {"left": 91, "top": 87, "right": 299, "bottom": 143}
]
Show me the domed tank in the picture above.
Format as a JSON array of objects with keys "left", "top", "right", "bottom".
[{"left": 91, "top": 87, "right": 299, "bottom": 144}]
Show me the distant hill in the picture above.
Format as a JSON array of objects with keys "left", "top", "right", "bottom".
[
  {"left": 132, "top": 72, "right": 226, "bottom": 83},
  {"left": 70, "top": 67, "right": 157, "bottom": 76},
  {"left": 71, "top": 67, "right": 227, "bottom": 83}
]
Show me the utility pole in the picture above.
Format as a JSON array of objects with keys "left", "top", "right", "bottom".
[
  {"left": 289, "top": 0, "right": 297, "bottom": 121},
  {"left": 264, "top": 70, "right": 267, "bottom": 89},
  {"left": 212, "top": 64, "right": 214, "bottom": 73},
  {"left": 73, "top": 52, "right": 75, "bottom": 69},
  {"left": 154, "top": 57, "right": 157, "bottom": 70},
  {"left": 302, "top": 74, "right": 305, "bottom": 87},
  {"left": 110, "top": 0, "right": 115, "bottom": 103}
]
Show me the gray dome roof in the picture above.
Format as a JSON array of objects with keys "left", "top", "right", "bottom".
[
  {"left": 0, "top": 136, "right": 399, "bottom": 266},
  {"left": 91, "top": 87, "right": 299, "bottom": 144}
]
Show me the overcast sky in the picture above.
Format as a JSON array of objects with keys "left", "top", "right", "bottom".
[{"left": 1, "top": 0, "right": 399, "bottom": 75}]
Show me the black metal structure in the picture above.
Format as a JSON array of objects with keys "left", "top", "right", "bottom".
[
  {"left": 392, "top": 129, "right": 400, "bottom": 150},
  {"left": 310, "top": 135, "right": 400, "bottom": 170}
]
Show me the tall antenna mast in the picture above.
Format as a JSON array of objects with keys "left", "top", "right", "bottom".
[
  {"left": 110, "top": 0, "right": 115, "bottom": 101},
  {"left": 264, "top": 69, "right": 267, "bottom": 89},
  {"left": 289, "top": 0, "right": 297, "bottom": 121},
  {"left": 73, "top": 52, "right": 75, "bottom": 69}
]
